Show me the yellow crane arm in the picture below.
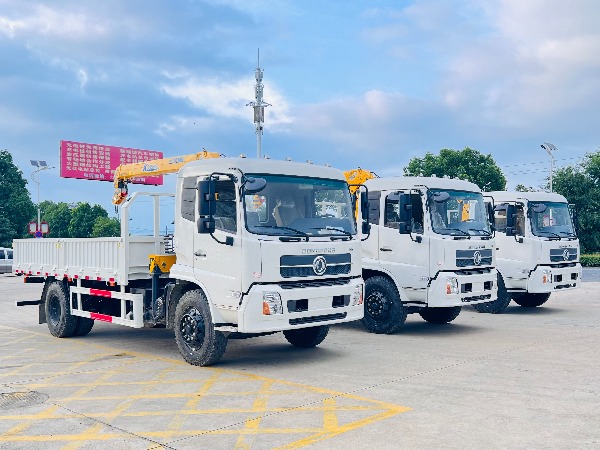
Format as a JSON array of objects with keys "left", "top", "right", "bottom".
[
  {"left": 112, "top": 150, "right": 221, "bottom": 205},
  {"left": 344, "top": 167, "right": 377, "bottom": 194}
]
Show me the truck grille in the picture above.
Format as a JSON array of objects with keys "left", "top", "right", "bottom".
[
  {"left": 289, "top": 312, "right": 347, "bottom": 325},
  {"left": 280, "top": 253, "right": 351, "bottom": 278},
  {"left": 279, "top": 277, "right": 352, "bottom": 290},
  {"left": 456, "top": 249, "right": 492, "bottom": 267},
  {"left": 550, "top": 248, "right": 577, "bottom": 262}
]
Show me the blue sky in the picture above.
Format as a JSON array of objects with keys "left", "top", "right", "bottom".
[{"left": 2, "top": 0, "right": 600, "bottom": 214}]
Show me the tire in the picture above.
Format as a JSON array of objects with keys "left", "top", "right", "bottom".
[
  {"left": 512, "top": 292, "right": 551, "bottom": 308},
  {"left": 472, "top": 274, "right": 511, "bottom": 314},
  {"left": 361, "top": 276, "right": 407, "bottom": 334},
  {"left": 419, "top": 306, "right": 462, "bottom": 324},
  {"left": 283, "top": 325, "right": 329, "bottom": 348},
  {"left": 174, "top": 289, "right": 227, "bottom": 366},
  {"left": 73, "top": 317, "right": 95, "bottom": 336},
  {"left": 45, "top": 281, "right": 78, "bottom": 338}
]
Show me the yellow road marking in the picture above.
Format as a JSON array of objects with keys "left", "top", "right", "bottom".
[{"left": 0, "top": 324, "right": 410, "bottom": 448}]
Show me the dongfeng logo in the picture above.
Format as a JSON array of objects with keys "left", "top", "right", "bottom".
[
  {"left": 473, "top": 251, "right": 482, "bottom": 266},
  {"left": 312, "top": 256, "right": 327, "bottom": 275},
  {"left": 563, "top": 249, "right": 570, "bottom": 261}
]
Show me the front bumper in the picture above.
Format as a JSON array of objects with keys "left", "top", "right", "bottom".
[
  {"left": 237, "top": 277, "right": 364, "bottom": 333},
  {"left": 427, "top": 269, "right": 498, "bottom": 307},
  {"left": 527, "top": 263, "right": 582, "bottom": 293}
]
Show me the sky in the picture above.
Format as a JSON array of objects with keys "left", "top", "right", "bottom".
[{"left": 2, "top": 0, "right": 600, "bottom": 215}]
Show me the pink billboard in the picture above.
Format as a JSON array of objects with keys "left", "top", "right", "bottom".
[{"left": 59, "top": 140, "right": 164, "bottom": 185}]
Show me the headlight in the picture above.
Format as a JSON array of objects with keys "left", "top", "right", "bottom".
[
  {"left": 352, "top": 284, "right": 363, "bottom": 306},
  {"left": 542, "top": 269, "right": 552, "bottom": 284},
  {"left": 262, "top": 292, "right": 283, "bottom": 315},
  {"left": 446, "top": 277, "right": 459, "bottom": 295}
]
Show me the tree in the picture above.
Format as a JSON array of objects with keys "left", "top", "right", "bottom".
[
  {"left": 0, "top": 150, "right": 36, "bottom": 245},
  {"left": 403, "top": 147, "right": 507, "bottom": 191},
  {"left": 68, "top": 203, "right": 108, "bottom": 238},
  {"left": 515, "top": 184, "right": 538, "bottom": 192},
  {"left": 552, "top": 152, "right": 600, "bottom": 253},
  {"left": 40, "top": 201, "right": 72, "bottom": 238},
  {"left": 92, "top": 216, "right": 121, "bottom": 237}
]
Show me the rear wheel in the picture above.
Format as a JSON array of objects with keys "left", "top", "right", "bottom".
[
  {"left": 174, "top": 289, "right": 227, "bottom": 366},
  {"left": 361, "top": 276, "right": 407, "bottom": 334},
  {"left": 283, "top": 325, "right": 329, "bottom": 348},
  {"left": 419, "top": 306, "right": 462, "bottom": 324},
  {"left": 472, "top": 274, "right": 511, "bottom": 314},
  {"left": 512, "top": 292, "right": 551, "bottom": 308},
  {"left": 45, "top": 281, "right": 78, "bottom": 338}
]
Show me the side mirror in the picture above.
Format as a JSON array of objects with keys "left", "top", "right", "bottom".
[
  {"left": 531, "top": 203, "right": 547, "bottom": 213},
  {"left": 197, "top": 179, "right": 216, "bottom": 234},
  {"left": 398, "top": 193, "right": 412, "bottom": 234},
  {"left": 244, "top": 177, "right": 267, "bottom": 194},
  {"left": 486, "top": 202, "right": 496, "bottom": 231},
  {"left": 505, "top": 204, "right": 516, "bottom": 236},
  {"left": 360, "top": 192, "right": 370, "bottom": 223},
  {"left": 362, "top": 221, "right": 371, "bottom": 235}
]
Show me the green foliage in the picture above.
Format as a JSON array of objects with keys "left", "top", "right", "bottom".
[
  {"left": 515, "top": 184, "right": 538, "bottom": 192},
  {"left": 68, "top": 203, "right": 109, "bottom": 238},
  {"left": 92, "top": 216, "right": 121, "bottom": 237},
  {"left": 40, "top": 201, "right": 72, "bottom": 238},
  {"left": 39, "top": 200, "right": 119, "bottom": 239},
  {"left": 404, "top": 147, "right": 507, "bottom": 192},
  {"left": 580, "top": 254, "right": 600, "bottom": 267},
  {"left": 0, "top": 150, "right": 36, "bottom": 246},
  {"left": 553, "top": 152, "right": 600, "bottom": 253}
]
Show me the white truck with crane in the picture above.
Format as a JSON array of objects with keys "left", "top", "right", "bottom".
[
  {"left": 345, "top": 169, "right": 498, "bottom": 333},
  {"left": 474, "top": 191, "right": 582, "bottom": 313},
  {"left": 13, "top": 152, "right": 367, "bottom": 366}
]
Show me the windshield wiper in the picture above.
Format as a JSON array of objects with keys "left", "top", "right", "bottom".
[
  {"left": 558, "top": 231, "right": 577, "bottom": 239},
  {"left": 468, "top": 228, "right": 492, "bottom": 239},
  {"left": 446, "top": 228, "right": 471, "bottom": 239},
  {"left": 537, "top": 231, "right": 561, "bottom": 240},
  {"left": 311, "top": 226, "right": 352, "bottom": 236},
  {"left": 253, "top": 225, "right": 310, "bottom": 240}
]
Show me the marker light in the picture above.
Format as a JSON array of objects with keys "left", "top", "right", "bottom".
[
  {"left": 542, "top": 269, "right": 552, "bottom": 284},
  {"left": 262, "top": 292, "right": 283, "bottom": 315},
  {"left": 446, "top": 277, "right": 459, "bottom": 295},
  {"left": 352, "top": 284, "right": 364, "bottom": 305}
]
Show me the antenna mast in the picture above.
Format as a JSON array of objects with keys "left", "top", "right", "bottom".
[{"left": 247, "top": 49, "right": 271, "bottom": 158}]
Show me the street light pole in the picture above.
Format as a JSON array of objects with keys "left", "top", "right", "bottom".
[
  {"left": 30, "top": 160, "right": 52, "bottom": 233},
  {"left": 540, "top": 143, "right": 557, "bottom": 192}
]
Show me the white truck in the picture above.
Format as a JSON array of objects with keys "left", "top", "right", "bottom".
[
  {"left": 13, "top": 156, "right": 366, "bottom": 366},
  {"left": 346, "top": 171, "right": 498, "bottom": 333},
  {"left": 474, "top": 191, "right": 582, "bottom": 313}
]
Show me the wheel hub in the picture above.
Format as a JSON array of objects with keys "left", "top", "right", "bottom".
[
  {"left": 180, "top": 308, "right": 204, "bottom": 349},
  {"left": 366, "top": 291, "right": 388, "bottom": 318}
]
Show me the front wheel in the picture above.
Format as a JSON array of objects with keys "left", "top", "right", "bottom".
[
  {"left": 472, "top": 274, "right": 511, "bottom": 314},
  {"left": 419, "top": 306, "right": 462, "bottom": 324},
  {"left": 174, "top": 290, "right": 227, "bottom": 366},
  {"left": 45, "top": 281, "right": 78, "bottom": 338},
  {"left": 283, "top": 325, "right": 329, "bottom": 348},
  {"left": 361, "top": 276, "right": 407, "bottom": 334},
  {"left": 512, "top": 292, "right": 551, "bottom": 308}
]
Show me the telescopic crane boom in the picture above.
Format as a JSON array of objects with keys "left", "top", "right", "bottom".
[
  {"left": 112, "top": 150, "right": 221, "bottom": 205},
  {"left": 344, "top": 167, "right": 377, "bottom": 194}
]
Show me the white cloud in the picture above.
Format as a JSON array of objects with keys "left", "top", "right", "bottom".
[{"left": 161, "top": 77, "right": 293, "bottom": 128}]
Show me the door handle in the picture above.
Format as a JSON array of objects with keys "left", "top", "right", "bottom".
[
  {"left": 194, "top": 250, "right": 206, "bottom": 257},
  {"left": 380, "top": 247, "right": 393, "bottom": 252}
]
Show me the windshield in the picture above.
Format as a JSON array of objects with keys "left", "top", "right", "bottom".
[
  {"left": 530, "top": 202, "right": 576, "bottom": 238},
  {"left": 243, "top": 174, "right": 356, "bottom": 237},
  {"left": 429, "top": 190, "right": 491, "bottom": 237}
]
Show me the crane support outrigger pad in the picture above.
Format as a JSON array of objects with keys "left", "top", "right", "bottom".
[{"left": 112, "top": 150, "right": 222, "bottom": 205}]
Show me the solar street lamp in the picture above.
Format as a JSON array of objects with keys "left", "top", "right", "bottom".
[
  {"left": 30, "top": 160, "right": 54, "bottom": 234},
  {"left": 540, "top": 143, "right": 557, "bottom": 192}
]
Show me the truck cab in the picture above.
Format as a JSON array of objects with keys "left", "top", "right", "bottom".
[
  {"left": 358, "top": 176, "right": 498, "bottom": 333},
  {"left": 480, "top": 191, "right": 582, "bottom": 313}
]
